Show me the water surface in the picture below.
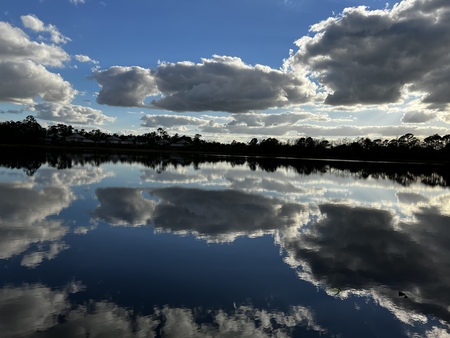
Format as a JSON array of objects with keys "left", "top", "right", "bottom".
[{"left": 1, "top": 153, "right": 449, "bottom": 337}]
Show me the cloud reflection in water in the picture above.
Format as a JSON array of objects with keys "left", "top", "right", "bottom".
[{"left": 0, "top": 283, "right": 325, "bottom": 338}]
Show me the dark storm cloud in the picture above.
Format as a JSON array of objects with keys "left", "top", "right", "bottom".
[
  {"left": 94, "top": 56, "right": 315, "bottom": 113},
  {"left": 291, "top": 0, "right": 450, "bottom": 108},
  {"left": 280, "top": 203, "right": 450, "bottom": 324}
]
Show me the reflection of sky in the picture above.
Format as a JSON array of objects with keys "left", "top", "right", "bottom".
[
  {"left": 1, "top": 159, "right": 450, "bottom": 337},
  {"left": 0, "top": 282, "right": 328, "bottom": 338}
]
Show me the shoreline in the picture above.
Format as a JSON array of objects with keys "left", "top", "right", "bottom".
[{"left": 2, "top": 143, "right": 449, "bottom": 166}]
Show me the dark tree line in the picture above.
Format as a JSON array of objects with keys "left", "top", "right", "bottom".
[{"left": 1, "top": 116, "right": 450, "bottom": 162}]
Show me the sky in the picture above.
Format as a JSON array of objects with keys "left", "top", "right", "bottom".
[{"left": 1, "top": 0, "right": 450, "bottom": 142}]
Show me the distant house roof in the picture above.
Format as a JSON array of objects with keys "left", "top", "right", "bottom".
[
  {"left": 106, "top": 136, "right": 122, "bottom": 143},
  {"left": 170, "top": 139, "right": 190, "bottom": 147},
  {"left": 156, "top": 139, "right": 170, "bottom": 145},
  {"left": 66, "top": 134, "right": 91, "bottom": 142}
]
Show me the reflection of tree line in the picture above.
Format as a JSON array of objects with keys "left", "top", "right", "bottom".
[
  {"left": 2, "top": 116, "right": 450, "bottom": 162},
  {"left": 1, "top": 148, "right": 449, "bottom": 187}
]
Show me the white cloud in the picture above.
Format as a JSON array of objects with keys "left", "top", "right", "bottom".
[
  {"left": 94, "top": 55, "right": 316, "bottom": 113},
  {"left": 0, "top": 21, "right": 69, "bottom": 67},
  {"left": 0, "top": 60, "right": 76, "bottom": 105},
  {"left": 140, "top": 114, "right": 207, "bottom": 127},
  {"left": 402, "top": 111, "right": 437, "bottom": 123},
  {"left": 21, "top": 14, "right": 71, "bottom": 44},
  {"left": 35, "top": 167, "right": 115, "bottom": 187},
  {"left": 289, "top": 0, "right": 450, "bottom": 112},
  {"left": 0, "top": 283, "right": 324, "bottom": 337},
  {"left": 228, "top": 111, "right": 327, "bottom": 127},
  {"left": 74, "top": 54, "right": 99, "bottom": 64},
  {"left": 93, "top": 66, "right": 159, "bottom": 107},
  {"left": 151, "top": 55, "right": 316, "bottom": 113},
  {"left": 0, "top": 284, "right": 69, "bottom": 337},
  {"left": 93, "top": 187, "right": 307, "bottom": 242},
  {"left": 0, "top": 182, "right": 73, "bottom": 261},
  {"left": 34, "top": 102, "right": 116, "bottom": 124},
  {"left": 0, "top": 19, "right": 79, "bottom": 109},
  {"left": 278, "top": 202, "right": 450, "bottom": 327},
  {"left": 70, "top": 0, "right": 86, "bottom": 5},
  {"left": 201, "top": 120, "right": 450, "bottom": 140}
]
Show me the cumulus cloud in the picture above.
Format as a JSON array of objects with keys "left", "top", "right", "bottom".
[
  {"left": 0, "top": 284, "right": 69, "bottom": 337},
  {"left": 0, "top": 182, "right": 73, "bottom": 262},
  {"left": 93, "top": 187, "right": 307, "bottom": 242},
  {"left": 228, "top": 111, "right": 326, "bottom": 127},
  {"left": 21, "top": 14, "right": 70, "bottom": 44},
  {"left": 151, "top": 56, "right": 315, "bottom": 113},
  {"left": 289, "top": 0, "right": 450, "bottom": 110},
  {"left": 34, "top": 102, "right": 115, "bottom": 124},
  {"left": 140, "top": 114, "right": 207, "bottom": 127},
  {"left": 279, "top": 202, "right": 450, "bottom": 326},
  {"left": 0, "top": 19, "right": 77, "bottom": 108},
  {"left": 34, "top": 167, "right": 115, "bottom": 187},
  {"left": 92, "top": 188, "right": 156, "bottom": 226},
  {"left": 202, "top": 120, "right": 450, "bottom": 139},
  {"left": 402, "top": 111, "right": 436, "bottom": 123},
  {"left": 0, "top": 21, "right": 69, "bottom": 66},
  {"left": 0, "top": 283, "right": 324, "bottom": 337},
  {"left": 94, "top": 55, "right": 316, "bottom": 113},
  {"left": 74, "top": 54, "right": 99, "bottom": 64},
  {"left": 0, "top": 61, "right": 76, "bottom": 105},
  {"left": 93, "top": 66, "right": 158, "bottom": 107},
  {"left": 69, "top": 0, "right": 86, "bottom": 5}
]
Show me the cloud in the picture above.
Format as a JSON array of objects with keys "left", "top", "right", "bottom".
[
  {"left": 34, "top": 167, "right": 115, "bottom": 187},
  {"left": 21, "top": 14, "right": 70, "bottom": 44},
  {"left": 74, "top": 54, "right": 99, "bottom": 65},
  {"left": 402, "top": 111, "right": 436, "bottom": 123},
  {"left": 69, "top": 0, "right": 86, "bottom": 5},
  {"left": 93, "top": 187, "right": 307, "bottom": 242},
  {"left": 289, "top": 0, "right": 450, "bottom": 110},
  {"left": 201, "top": 120, "right": 450, "bottom": 139},
  {"left": 0, "top": 284, "right": 69, "bottom": 337},
  {"left": 140, "top": 114, "right": 207, "bottom": 127},
  {"left": 93, "top": 188, "right": 156, "bottom": 226},
  {"left": 0, "top": 61, "right": 75, "bottom": 105},
  {"left": 34, "top": 102, "right": 115, "bottom": 124},
  {"left": 21, "top": 242, "right": 69, "bottom": 268},
  {"left": 0, "top": 182, "right": 73, "bottom": 261},
  {"left": 0, "top": 21, "right": 69, "bottom": 67},
  {"left": 93, "top": 66, "right": 159, "bottom": 107},
  {"left": 0, "top": 19, "right": 77, "bottom": 107},
  {"left": 279, "top": 202, "right": 450, "bottom": 326},
  {"left": 94, "top": 55, "right": 316, "bottom": 113},
  {"left": 228, "top": 111, "right": 327, "bottom": 127},
  {"left": 0, "top": 108, "right": 25, "bottom": 114},
  {"left": 151, "top": 56, "right": 315, "bottom": 113},
  {"left": 0, "top": 283, "right": 325, "bottom": 337}
]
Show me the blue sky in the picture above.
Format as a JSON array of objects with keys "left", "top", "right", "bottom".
[{"left": 1, "top": 0, "right": 450, "bottom": 142}]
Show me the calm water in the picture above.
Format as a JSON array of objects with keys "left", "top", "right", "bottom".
[{"left": 1, "top": 153, "right": 450, "bottom": 337}]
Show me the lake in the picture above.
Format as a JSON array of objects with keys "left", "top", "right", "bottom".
[{"left": 1, "top": 152, "right": 450, "bottom": 337}]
